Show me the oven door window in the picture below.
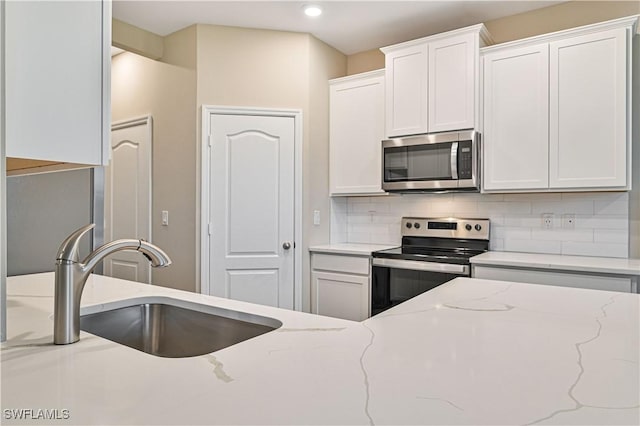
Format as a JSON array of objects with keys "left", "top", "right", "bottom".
[
  {"left": 372, "top": 267, "right": 460, "bottom": 315},
  {"left": 383, "top": 143, "right": 453, "bottom": 182}
]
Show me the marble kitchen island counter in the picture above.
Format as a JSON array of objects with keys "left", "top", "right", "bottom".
[{"left": 2, "top": 273, "right": 639, "bottom": 425}]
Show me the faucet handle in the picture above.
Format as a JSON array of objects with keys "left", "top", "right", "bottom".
[{"left": 56, "top": 224, "right": 95, "bottom": 263}]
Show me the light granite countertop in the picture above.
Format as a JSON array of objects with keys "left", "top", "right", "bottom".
[
  {"left": 2, "top": 272, "right": 639, "bottom": 425},
  {"left": 308, "top": 243, "right": 398, "bottom": 256},
  {"left": 471, "top": 251, "right": 640, "bottom": 276}
]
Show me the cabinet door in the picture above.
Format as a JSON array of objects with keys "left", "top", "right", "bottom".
[
  {"left": 428, "top": 33, "right": 476, "bottom": 132},
  {"left": 482, "top": 44, "right": 549, "bottom": 191},
  {"left": 5, "top": 1, "right": 109, "bottom": 165},
  {"left": 549, "top": 28, "right": 628, "bottom": 189},
  {"left": 384, "top": 44, "right": 428, "bottom": 137},
  {"left": 311, "top": 271, "right": 370, "bottom": 321},
  {"left": 329, "top": 72, "right": 385, "bottom": 195}
]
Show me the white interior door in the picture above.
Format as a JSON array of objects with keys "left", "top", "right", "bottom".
[
  {"left": 208, "top": 113, "right": 295, "bottom": 309},
  {"left": 104, "top": 116, "right": 152, "bottom": 283}
]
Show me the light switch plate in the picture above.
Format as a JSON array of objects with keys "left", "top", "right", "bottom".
[
  {"left": 313, "top": 210, "right": 320, "bottom": 226},
  {"left": 161, "top": 210, "right": 169, "bottom": 226}
]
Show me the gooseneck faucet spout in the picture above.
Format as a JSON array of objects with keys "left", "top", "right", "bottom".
[{"left": 53, "top": 224, "right": 172, "bottom": 345}]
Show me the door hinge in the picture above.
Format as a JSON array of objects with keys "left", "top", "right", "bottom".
[
  {"left": 208, "top": 135, "right": 212, "bottom": 147},
  {"left": 208, "top": 223, "right": 212, "bottom": 236}
]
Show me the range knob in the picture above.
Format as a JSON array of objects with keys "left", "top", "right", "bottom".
[
  {"left": 414, "top": 222, "right": 421, "bottom": 229},
  {"left": 406, "top": 222, "right": 412, "bottom": 229},
  {"left": 465, "top": 224, "right": 472, "bottom": 231},
  {"left": 475, "top": 224, "right": 482, "bottom": 231}
]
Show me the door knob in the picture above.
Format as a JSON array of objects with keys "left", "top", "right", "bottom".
[{"left": 282, "top": 242, "right": 292, "bottom": 250}]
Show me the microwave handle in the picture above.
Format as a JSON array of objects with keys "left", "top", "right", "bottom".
[{"left": 450, "top": 142, "right": 458, "bottom": 180}]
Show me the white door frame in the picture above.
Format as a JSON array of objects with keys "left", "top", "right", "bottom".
[{"left": 200, "top": 106, "right": 303, "bottom": 311}]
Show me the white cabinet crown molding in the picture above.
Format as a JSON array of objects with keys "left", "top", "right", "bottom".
[
  {"left": 329, "top": 69, "right": 384, "bottom": 85},
  {"left": 481, "top": 14, "right": 639, "bottom": 55},
  {"left": 380, "top": 23, "right": 493, "bottom": 53}
]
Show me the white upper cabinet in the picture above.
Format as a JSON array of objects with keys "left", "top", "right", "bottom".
[
  {"left": 383, "top": 44, "right": 428, "bottom": 137},
  {"left": 428, "top": 32, "right": 477, "bottom": 133},
  {"left": 481, "top": 16, "right": 637, "bottom": 193},
  {"left": 381, "top": 24, "right": 492, "bottom": 138},
  {"left": 5, "top": 1, "right": 110, "bottom": 166},
  {"left": 329, "top": 70, "right": 386, "bottom": 196},
  {"left": 549, "top": 28, "right": 628, "bottom": 189},
  {"left": 483, "top": 44, "right": 549, "bottom": 191}
]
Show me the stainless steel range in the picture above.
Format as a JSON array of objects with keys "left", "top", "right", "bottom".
[{"left": 371, "top": 217, "right": 490, "bottom": 316}]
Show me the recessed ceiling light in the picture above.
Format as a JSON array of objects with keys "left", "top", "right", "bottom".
[{"left": 303, "top": 5, "right": 322, "bottom": 17}]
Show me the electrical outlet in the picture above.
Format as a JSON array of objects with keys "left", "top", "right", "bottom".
[
  {"left": 161, "top": 210, "right": 169, "bottom": 226},
  {"left": 541, "top": 213, "right": 554, "bottom": 229},
  {"left": 313, "top": 210, "right": 320, "bottom": 226},
  {"left": 562, "top": 214, "right": 576, "bottom": 229}
]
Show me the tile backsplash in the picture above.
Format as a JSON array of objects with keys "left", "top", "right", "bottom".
[{"left": 330, "top": 192, "right": 629, "bottom": 258}]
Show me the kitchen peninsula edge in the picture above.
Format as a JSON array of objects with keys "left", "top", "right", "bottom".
[{"left": 2, "top": 273, "right": 638, "bottom": 425}]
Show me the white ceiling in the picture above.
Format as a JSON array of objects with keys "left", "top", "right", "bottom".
[{"left": 112, "top": 1, "right": 566, "bottom": 55}]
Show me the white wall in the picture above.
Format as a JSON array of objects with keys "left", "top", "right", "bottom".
[{"left": 332, "top": 192, "right": 630, "bottom": 258}]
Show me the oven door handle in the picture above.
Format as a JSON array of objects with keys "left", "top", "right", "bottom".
[{"left": 372, "top": 258, "right": 469, "bottom": 275}]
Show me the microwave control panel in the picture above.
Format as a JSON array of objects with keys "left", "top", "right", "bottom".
[{"left": 458, "top": 140, "right": 473, "bottom": 180}]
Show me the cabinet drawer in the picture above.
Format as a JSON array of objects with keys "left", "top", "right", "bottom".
[
  {"left": 311, "top": 253, "right": 370, "bottom": 275},
  {"left": 472, "top": 265, "right": 633, "bottom": 293}
]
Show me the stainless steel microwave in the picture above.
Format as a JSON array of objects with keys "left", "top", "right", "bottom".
[{"left": 382, "top": 130, "right": 480, "bottom": 192}]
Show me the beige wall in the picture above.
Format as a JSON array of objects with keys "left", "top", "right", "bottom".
[
  {"left": 485, "top": 1, "right": 640, "bottom": 44},
  {"left": 112, "top": 24, "right": 347, "bottom": 303},
  {"left": 347, "top": 49, "right": 384, "bottom": 75},
  {"left": 194, "top": 24, "right": 346, "bottom": 307},
  {"left": 346, "top": 0, "right": 640, "bottom": 75},
  {"left": 306, "top": 36, "right": 347, "bottom": 310},
  {"left": 112, "top": 19, "right": 164, "bottom": 60},
  {"left": 111, "top": 26, "right": 198, "bottom": 292},
  {"left": 195, "top": 25, "right": 309, "bottom": 108}
]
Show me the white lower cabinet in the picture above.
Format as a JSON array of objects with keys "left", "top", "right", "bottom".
[
  {"left": 472, "top": 265, "right": 636, "bottom": 293},
  {"left": 311, "top": 253, "right": 370, "bottom": 321}
]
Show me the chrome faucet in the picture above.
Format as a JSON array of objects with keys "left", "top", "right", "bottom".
[{"left": 53, "top": 224, "right": 172, "bottom": 345}]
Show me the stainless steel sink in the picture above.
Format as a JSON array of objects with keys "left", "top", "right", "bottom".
[{"left": 80, "top": 298, "right": 282, "bottom": 358}]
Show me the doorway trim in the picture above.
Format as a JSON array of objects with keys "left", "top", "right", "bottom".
[{"left": 200, "top": 106, "right": 303, "bottom": 311}]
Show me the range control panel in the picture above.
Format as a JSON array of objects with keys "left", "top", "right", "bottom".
[{"left": 402, "top": 217, "right": 490, "bottom": 240}]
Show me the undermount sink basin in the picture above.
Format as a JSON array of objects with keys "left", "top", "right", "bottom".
[{"left": 80, "top": 298, "right": 282, "bottom": 358}]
